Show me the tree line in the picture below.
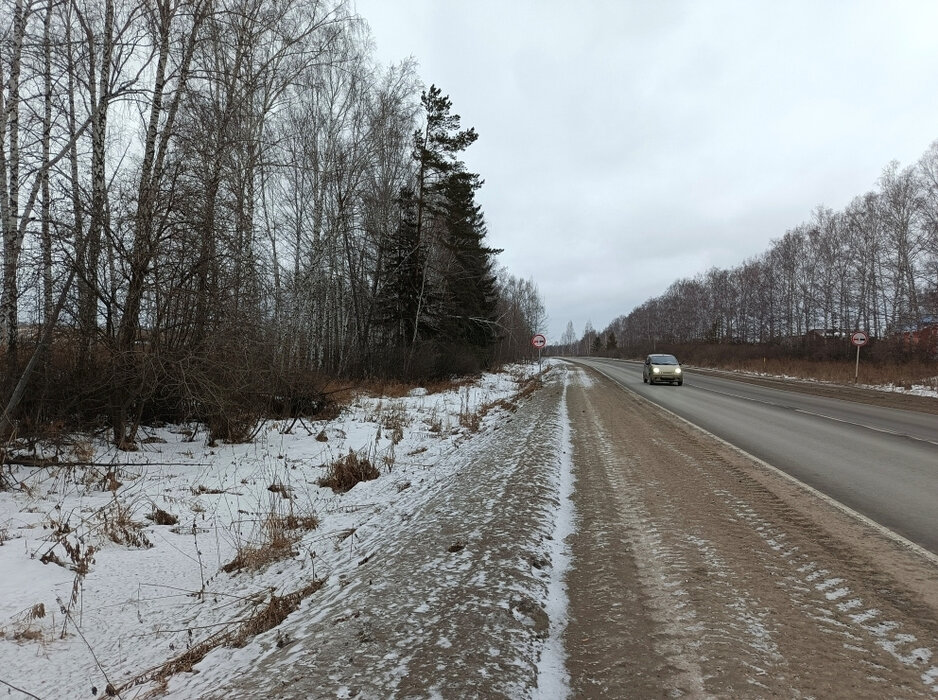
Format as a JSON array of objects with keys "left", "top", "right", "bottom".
[
  {"left": 0, "top": 0, "right": 544, "bottom": 447},
  {"left": 566, "top": 145, "right": 938, "bottom": 361}
]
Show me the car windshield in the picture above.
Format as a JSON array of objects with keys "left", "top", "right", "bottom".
[{"left": 651, "top": 355, "right": 679, "bottom": 365}]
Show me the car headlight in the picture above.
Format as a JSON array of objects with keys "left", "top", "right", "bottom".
[
  {"left": 674, "top": 368, "right": 681, "bottom": 374},
  {"left": 652, "top": 367, "right": 660, "bottom": 374}
]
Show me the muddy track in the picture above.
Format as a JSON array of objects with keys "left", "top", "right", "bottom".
[{"left": 565, "top": 366, "right": 938, "bottom": 697}]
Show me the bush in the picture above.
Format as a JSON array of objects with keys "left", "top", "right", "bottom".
[{"left": 318, "top": 450, "right": 379, "bottom": 493}]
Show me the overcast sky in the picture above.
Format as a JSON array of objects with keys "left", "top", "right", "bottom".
[{"left": 353, "top": 0, "right": 938, "bottom": 343}]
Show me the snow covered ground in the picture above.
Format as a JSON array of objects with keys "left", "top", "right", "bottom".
[
  {"left": 1, "top": 358, "right": 934, "bottom": 699},
  {"left": 0, "top": 362, "right": 552, "bottom": 699}
]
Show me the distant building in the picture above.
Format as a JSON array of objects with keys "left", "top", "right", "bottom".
[
  {"left": 898, "top": 316, "right": 938, "bottom": 357},
  {"left": 806, "top": 328, "right": 848, "bottom": 340}
]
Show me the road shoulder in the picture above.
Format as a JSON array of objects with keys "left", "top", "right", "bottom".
[{"left": 564, "top": 366, "right": 938, "bottom": 697}]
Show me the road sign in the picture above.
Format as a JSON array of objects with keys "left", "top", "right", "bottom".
[
  {"left": 851, "top": 331, "right": 868, "bottom": 383},
  {"left": 531, "top": 334, "right": 547, "bottom": 348}
]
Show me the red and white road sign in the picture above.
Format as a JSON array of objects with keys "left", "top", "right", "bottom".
[
  {"left": 531, "top": 334, "right": 547, "bottom": 348},
  {"left": 851, "top": 331, "right": 869, "bottom": 347}
]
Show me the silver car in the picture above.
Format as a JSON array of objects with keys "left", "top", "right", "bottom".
[{"left": 642, "top": 353, "right": 683, "bottom": 385}]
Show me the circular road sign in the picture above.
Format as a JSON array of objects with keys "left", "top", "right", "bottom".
[
  {"left": 851, "top": 331, "right": 869, "bottom": 347},
  {"left": 531, "top": 334, "right": 547, "bottom": 348}
]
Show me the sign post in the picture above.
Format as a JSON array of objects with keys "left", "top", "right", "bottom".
[
  {"left": 531, "top": 334, "right": 547, "bottom": 372},
  {"left": 850, "top": 331, "right": 868, "bottom": 383}
]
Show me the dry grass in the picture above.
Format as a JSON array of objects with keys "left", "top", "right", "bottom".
[
  {"left": 122, "top": 577, "right": 325, "bottom": 693},
  {"left": 381, "top": 402, "right": 407, "bottom": 445},
  {"left": 318, "top": 450, "right": 379, "bottom": 493},
  {"left": 707, "top": 357, "right": 938, "bottom": 389},
  {"left": 147, "top": 507, "right": 178, "bottom": 526},
  {"left": 100, "top": 497, "right": 152, "bottom": 549},
  {"left": 458, "top": 371, "right": 543, "bottom": 432},
  {"left": 222, "top": 509, "right": 319, "bottom": 573},
  {"left": 4, "top": 602, "right": 48, "bottom": 643}
]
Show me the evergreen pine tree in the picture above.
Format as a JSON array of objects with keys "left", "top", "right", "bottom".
[
  {"left": 376, "top": 188, "right": 426, "bottom": 348},
  {"left": 591, "top": 334, "right": 603, "bottom": 354},
  {"left": 437, "top": 170, "right": 501, "bottom": 353},
  {"left": 413, "top": 85, "right": 479, "bottom": 238},
  {"left": 377, "top": 84, "right": 501, "bottom": 373}
]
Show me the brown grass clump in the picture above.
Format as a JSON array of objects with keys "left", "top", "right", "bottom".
[
  {"left": 6, "top": 602, "right": 48, "bottom": 643},
  {"left": 94, "top": 497, "right": 153, "bottom": 549},
  {"left": 318, "top": 450, "right": 379, "bottom": 493},
  {"left": 147, "top": 507, "right": 179, "bottom": 526},
  {"left": 382, "top": 403, "right": 407, "bottom": 444},
  {"left": 222, "top": 510, "right": 319, "bottom": 573}
]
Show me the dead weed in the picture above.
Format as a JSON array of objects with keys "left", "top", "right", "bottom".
[
  {"left": 318, "top": 450, "right": 379, "bottom": 493},
  {"left": 121, "top": 578, "right": 325, "bottom": 693},
  {"left": 222, "top": 510, "right": 319, "bottom": 573}
]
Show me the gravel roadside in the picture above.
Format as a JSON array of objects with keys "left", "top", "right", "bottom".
[{"left": 564, "top": 364, "right": 938, "bottom": 697}]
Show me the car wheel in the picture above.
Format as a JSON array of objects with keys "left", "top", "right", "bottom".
[
  {"left": 643, "top": 375, "right": 648, "bottom": 384},
  {"left": 677, "top": 379, "right": 683, "bottom": 386}
]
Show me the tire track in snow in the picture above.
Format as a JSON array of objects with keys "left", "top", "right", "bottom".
[
  {"left": 716, "top": 489, "right": 938, "bottom": 694},
  {"left": 533, "top": 364, "right": 577, "bottom": 699}
]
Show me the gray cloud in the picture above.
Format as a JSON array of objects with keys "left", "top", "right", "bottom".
[{"left": 355, "top": 0, "right": 938, "bottom": 342}]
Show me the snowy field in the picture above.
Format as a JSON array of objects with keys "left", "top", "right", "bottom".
[{"left": 0, "top": 363, "right": 544, "bottom": 699}]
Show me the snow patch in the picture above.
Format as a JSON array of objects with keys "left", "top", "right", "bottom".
[{"left": 533, "top": 365, "right": 577, "bottom": 699}]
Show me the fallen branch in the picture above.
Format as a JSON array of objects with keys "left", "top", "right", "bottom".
[
  {"left": 117, "top": 578, "right": 325, "bottom": 694},
  {"left": 0, "top": 455, "right": 60, "bottom": 468},
  {"left": 0, "top": 677, "right": 44, "bottom": 700},
  {"left": 1, "top": 458, "right": 208, "bottom": 469}
]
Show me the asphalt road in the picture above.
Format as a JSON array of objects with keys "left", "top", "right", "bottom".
[{"left": 569, "top": 357, "right": 938, "bottom": 556}]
